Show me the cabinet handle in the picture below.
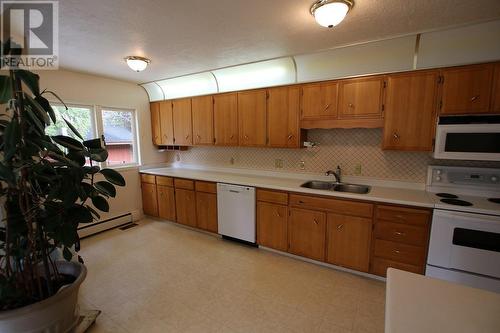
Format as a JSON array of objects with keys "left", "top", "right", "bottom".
[
  {"left": 470, "top": 95, "right": 479, "bottom": 102},
  {"left": 298, "top": 200, "right": 305, "bottom": 204},
  {"left": 337, "top": 224, "right": 344, "bottom": 230},
  {"left": 313, "top": 219, "right": 319, "bottom": 225},
  {"left": 324, "top": 103, "right": 331, "bottom": 112},
  {"left": 348, "top": 103, "right": 354, "bottom": 108},
  {"left": 185, "top": 135, "right": 190, "bottom": 140},
  {"left": 393, "top": 133, "right": 400, "bottom": 140},
  {"left": 287, "top": 134, "right": 293, "bottom": 140},
  {"left": 394, "top": 231, "right": 406, "bottom": 236},
  {"left": 276, "top": 211, "right": 281, "bottom": 218},
  {"left": 393, "top": 249, "right": 401, "bottom": 254},
  {"left": 395, "top": 214, "right": 405, "bottom": 220},
  {"left": 244, "top": 135, "right": 249, "bottom": 140},
  {"left": 230, "top": 134, "right": 234, "bottom": 140},
  {"left": 196, "top": 134, "right": 201, "bottom": 139}
]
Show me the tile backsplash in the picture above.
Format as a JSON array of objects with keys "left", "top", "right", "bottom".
[{"left": 172, "top": 129, "right": 500, "bottom": 184}]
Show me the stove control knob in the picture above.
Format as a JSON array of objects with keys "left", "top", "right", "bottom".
[
  {"left": 436, "top": 176, "right": 442, "bottom": 181},
  {"left": 492, "top": 176, "right": 498, "bottom": 182}
]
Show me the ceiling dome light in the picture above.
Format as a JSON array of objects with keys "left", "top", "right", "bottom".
[
  {"left": 310, "top": 0, "right": 353, "bottom": 28},
  {"left": 125, "top": 56, "right": 151, "bottom": 72}
]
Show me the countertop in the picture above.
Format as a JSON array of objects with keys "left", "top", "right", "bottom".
[
  {"left": 140, "top": 166, "right": 434, "bottom": 208},
  {"left": 385, "top": 268, "right": 500, "bottom": 333}
]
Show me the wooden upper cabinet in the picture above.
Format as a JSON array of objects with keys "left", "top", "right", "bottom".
[
  {"left": 440, "top": 64, "right": 494, "bottom": 115},
  {"left": 338, "top": 76, "right": 385, "bottom": 119},
  {"left": 267, "top": 86, "right": 301, "bottom": 148},
  {"left": 492, "top": 64, "right": 500, "bottom": 113},
  {"left": 213, "top": 93, "right": 238, "bottom": 146},
  {"left": 172, "top": 98, "right": 193, "bottom": 146},
  {"left": 288, "top": 208, "right": 326, "bottom": 261},
  {"left": 326, "top": 213, "right": 372, "bottom": 272},
  {"left": 238, "top": 90, "right": 267, "bottom": 146},
  {"left": 159, "top": 101, "right": 174, "bottom": 145},
  {"left": 192, "top": 95, "right": 214, "bottom": 145},
  {"left": 383, "top": 71, "right": 439, "bottom": 151},
  {"left": 150, "top": 102, "right": 161, "bottom": 145},
  {"left": 301, "top": 82, "right": 338, "bottom": 120}
]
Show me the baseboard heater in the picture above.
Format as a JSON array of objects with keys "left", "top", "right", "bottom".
[{"left": 78, "top": 213, "right": 133, "bottom": 238}]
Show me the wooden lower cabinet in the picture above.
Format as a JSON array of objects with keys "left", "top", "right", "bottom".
[
  {"left": 257, "top": 202, "right": 288, "bottom": 251},
  {"left": 326, "top": 214, "right": 372, "bottom": 272},
  {"left": 288, "top": 208, "right": 326, "bottom": 261},
  {"left": 175, "top": 188, "right": 197, "bottom": 227},
  {"left": 157, "top": 185, "right": 176, "bottom": 221},
  {"left": 196, "top": 192, "right": 218, "bottom": 233},
  {"left": 141, "top": 182, "right": 158, "bottom": 217}
]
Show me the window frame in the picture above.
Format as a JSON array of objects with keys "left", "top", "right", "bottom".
[{"left": 46, "top": 101, "right": 140, "bottom": 169}]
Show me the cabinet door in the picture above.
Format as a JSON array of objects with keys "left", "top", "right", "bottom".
[
  {"left": 440, "top": 64, "right": 494, "bottom": 115},
  {"left": 326, "top": 214, "right": 372, "bottom": 272},
  {"left": 192, "top": 95, "right": 214, "bottom": 145},
  {"left": 492, "top": 64, "right": 500, "bottom": 113},
  {"left": 382, "top": 71, "right": 439, "bottom": 151},
  {"left": 141, "top": 183, "right": 158, "bottom": 217},
  {"left": 301, "top": 82, "right": 338, "bottom": 120},
  {"left": 288, "top": 208, "right": 326, "bottom": 261},
  {"left": 159, "top": 101, "right": 174, "bottom": 145},
  {"left": 257, "top": 202, "right": 288, "bottom": 251},
  {"left": 150, "top": 102, "right": 161, "bottom": 145},
  {"left": 196, "top": 192, "right": 218, "bottom": 233},
  {"left": 238, "top": 90, "right": 267, "bottom": 146},
  {"left": 338, "top": 77, "right": 384, "bottom": 119},
  {"left": 213, "top": 93, "right": 238, "bottom": 145},
  {"left": 157, "top": 185, "right": 176, "bottom": 221},
  {"left": 172, "top": 98, "right": 193, "bottom": 146},
  {"left": 267, "top": 86, "right": 301, "bottom": 148},
  {"left": 175, "top": 189, "right": 196, "bottom": 227}
]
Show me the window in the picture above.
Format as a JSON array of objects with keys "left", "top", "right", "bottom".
[
  {"left": 100, "top": 108, "right": 138, "bottom": 166},
  {"left": 46, "top": 103, "right": 139, "bottom": 168}
]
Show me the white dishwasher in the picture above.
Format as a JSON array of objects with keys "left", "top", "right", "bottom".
[{"left": 217, "top": 183, "right": 256, "bottom": 243}]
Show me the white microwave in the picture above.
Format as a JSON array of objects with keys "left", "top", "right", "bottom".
[{"left": 434, "top": 116, "right": 500, "bottom": 161}]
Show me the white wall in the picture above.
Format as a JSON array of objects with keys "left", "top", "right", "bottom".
[{"left": 36, "top": 69, "right": 170, "bottom": 221}]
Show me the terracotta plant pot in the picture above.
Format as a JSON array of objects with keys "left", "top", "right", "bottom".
[{"left": 0, "top": 261, "right": 87, "bottom": 333}]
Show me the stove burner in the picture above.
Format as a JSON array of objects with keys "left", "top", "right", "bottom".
[
  {"left": 488, "top": 198, "right": 500, "bottom": 204},
  {"left": 436, "top": 193, "right": 459, "bottom": 199},
  {"left": 440, "top": 198, "right": 473, "bottom": 206}
]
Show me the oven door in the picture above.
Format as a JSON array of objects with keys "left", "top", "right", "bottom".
[
  {"left": 434, "top": 124, "right": 500, "bottom": 161},
  {"left": 427, "top": 209, "right": 500, "bottom": 279}
]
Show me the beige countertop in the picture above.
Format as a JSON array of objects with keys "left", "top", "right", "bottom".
[
  {"left": 140, "top": 166, "right": 434, "bottom": 208},
  {"left": 386, "top": 268, "right": 500, "bottom": 333}
]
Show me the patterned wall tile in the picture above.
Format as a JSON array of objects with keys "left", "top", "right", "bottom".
[{"left": 172, "top": 128, "right": 500, "bottom": 183}]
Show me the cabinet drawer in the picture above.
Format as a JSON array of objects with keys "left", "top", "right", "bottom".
[
  {"left": 371, "top": 257, "right": 423, "bottom": 277},
  {"left": 374, "top": 239, "right": 426, "bottom": 266},
  {"left": 257, "top": 189, "right": 288, "bottom": 205},
  {"left": 290, "top": 194, "right": 373, "bottom": 218},
  {"left": 375, "top": 221, "right": 428, "bottom": 246},
  {"left": 195, "top": 181, "right": 217, "bottom": 194},
  {"left": 140, "top": 173, "right": 156, "bottom": 184},
  {"left": 174, "top": 178, "right": 194, "bottom": 190},
  {"left": 376, "top": 205, "right": 430, "bottom": 226},
  {"left": 156, "top": 176, "right": 173, "bottom": 187}
]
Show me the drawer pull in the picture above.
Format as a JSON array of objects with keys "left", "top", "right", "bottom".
[
  {"left": 313, "top": 219, "right": 319, "bottom": 225},
  {"left": 287, "top": 134, "right": 293, "bottom": 140},
  {"left": 470, "top": 95, "right": 479, "bottom": 102},
  {"left": 324, "top": 103, "right": 331, "bottom": 112},
  {"left": 337, "top": 224, "right": 344, "bottom": 231},
  {"left": 393, "top": 249, "right": 401, "bottom": 254},
  {"left": 394, "top": 231, "right": 406, "bottom": 236},
  {"left": 395, "top": 214, "right": 405, "bottom": 220},
  {"left": 276, "top": 211, "right": 282, "bottom": 218},
  {"left": 299, "top": 200, "right": 305, "bottom": 204}
]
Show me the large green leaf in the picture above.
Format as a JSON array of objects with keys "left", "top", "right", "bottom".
[
  {"left": 24, "top": 93, "right": 50, "bottom": 125},
  {"left": 85, "top": 204, "right": 100, "bottom": 220},
  {"left": 66, "top": 150, "right": 86, "bottom": 167},
  {"left": 83, "top": 138, "right": 102, "bottom": 149},
  {"left": 3, "top": 118, "right": 20, "bottom": 160},
  {"left": 34, "top": 95, "right": 56, "bottom": 123},
  {"left": 62, "top": 117, "right": 83, "bottom": 140},
  {"left": 51, "top": 135, "right": 84, "bottom": 151},
  {"left": 23, "top": 107, "right": 45, "bottom": 135},
  {"left": 0, "top": 75, "right": 12, "bottom": 103},
  {"left": 90, "top": 148, "right": 108, "bottom": 162},
  {"left": 91, "top": 195, "right": 109, "bottom": 212},
  {"left": 94, "top": 181, "right": 116, "bottom": 198},
  {"left": 99, "top": 168, "right": 126, "bottom": 186},
  {"left": 17, "top": 70, "right": 40, "bottom": 96}
]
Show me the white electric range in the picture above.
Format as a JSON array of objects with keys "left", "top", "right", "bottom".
[{"left": 425, "top": 166, "right": 500, "bottom": 293}]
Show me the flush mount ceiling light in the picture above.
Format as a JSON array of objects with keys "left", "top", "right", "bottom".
[
  {"left": 125, "top": 56, "right": 151, "bottom": 72},
  {"left": 310, "top": 0, "right": 354, "bottom": 28}
]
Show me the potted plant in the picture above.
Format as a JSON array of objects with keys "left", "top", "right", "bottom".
[{"left": 0, "top": 42, "right": 126, "bottom": 332}]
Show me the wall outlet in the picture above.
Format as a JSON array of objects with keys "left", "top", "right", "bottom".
[
  {"left": 275, "top": 159, "right": 283, "bottom": 169},
  {"left": 354, "top": 164, "right": 362, "bottom": 175},
  {"left": 299, "top": 161, "right": 305, "bottom": 170},
  {"left": 229, "top": 157, "right": 235, "bottom": 165}
]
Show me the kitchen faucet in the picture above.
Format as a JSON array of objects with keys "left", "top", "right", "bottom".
[{"left": 326, "top": 165, "right": 342, "bottom": 183}]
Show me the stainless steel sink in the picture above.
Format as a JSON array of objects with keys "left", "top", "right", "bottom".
[
  {"left": 301, "top": 180, "right": 335, "bottom": 190},
  {"left": 300, "top": 181, "right": 371, "bottom": 194},
  {"left": 333, "top": 183, "right": 371, "bottom": 194}
]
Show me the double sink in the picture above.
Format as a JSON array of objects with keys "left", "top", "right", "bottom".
[{"left": 301, "top": 181, "right": 371, "bottom": 194}]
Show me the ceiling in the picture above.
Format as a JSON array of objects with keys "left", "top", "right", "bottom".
[{"left": 58, "top": 0, "right": 500, "bottom": 83}]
